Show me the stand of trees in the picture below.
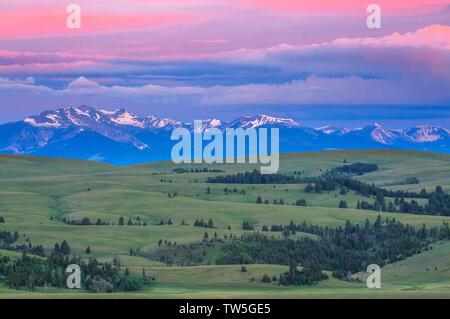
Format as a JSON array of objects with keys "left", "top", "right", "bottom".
[
  {"left": 207, "top": 169, "right": 449, "bottom": 216},
  {"left": 207, "top": 169, "right": 301, "bottom": 184},
  {"left": 0, "top": 240, "right": 149, "bottom": 292},
  {"left": 242, "top": 221, "right": 254, "bottom": 230},
  {"left": 194, "top": 219, "right": 215, "bottom": 229},
  {"left": 0, "top": 230, "right": 44, "bottom": 256},
  {"left": 62, "top": 217, "right": 109, "bottom": 226},
  {"left": 323, "top": 162, "right": 378, "bottom": 176},
  {"left": 279, "top": 260, "right": 328, "bottom": 286},
  {"left": 214, "top": 217, "right": 449, "bottom": 277},
  {"left": 140, "top": 216, "right": 449, "bottom": 286}
]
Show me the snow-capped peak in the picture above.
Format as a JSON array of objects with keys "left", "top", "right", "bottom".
[
  {"left": 228, "top": 114, "right": 301, "bottom": 129},
  {"left": 404, "top": 125, "right": 450, "bottom": 142},
  {"left": 193, "top": 119, "right": 223, "bottom": 132},
  {"left": 110, "top": 109, "right": 145, "bottom": 128},
  {"left": 365, "top": 123, "right": 398, "bottom": 144},
  {"left": 316, "top": 125, "right": 350, "bottom": 135},
  {"left": 144, "top": 115, "right": 182, "bottom": 130}
]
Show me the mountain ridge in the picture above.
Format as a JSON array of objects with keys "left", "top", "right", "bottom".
[{"left": 1, "top": 105, "right": 448, "bottom": 164}]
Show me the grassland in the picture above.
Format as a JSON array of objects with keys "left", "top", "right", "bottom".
[{"left": 0, "top": 149, "right": 449, "bottom": 298}]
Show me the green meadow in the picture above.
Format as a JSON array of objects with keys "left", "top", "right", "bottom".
[{"left": 0, "top": 149, "right": 449, "bottom": 298}]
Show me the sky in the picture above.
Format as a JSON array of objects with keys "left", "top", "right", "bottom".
[{"left": 0, "top": 0, "right": 449, "bottom": 128}]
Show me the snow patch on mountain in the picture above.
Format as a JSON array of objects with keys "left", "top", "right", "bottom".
[
  {"left": 228, "top": 114, "right": 301, "bottom": 129},
  {"left": 316, "top": 125, "right": 350, "bottom": 135},
  {"left": 98, "top": 109, "right": 118, "bottom": 115},
  {"left": 24, "top": 115, "right": 61, "bottom": 128},
  {"left": 194, "top": 119, "right": 223, "bottom": 132},
  {"left": 144, "top": 115, "right": 182, "bottom": 130},
  {"left": 73, "top": 107, "right": 90, "bottom": 117},
  {"left": 111, "top": 110, "right": 144, "bottom": 128},
  {"left": 404, "top": 125, "right": 450, "bottom": 142}
]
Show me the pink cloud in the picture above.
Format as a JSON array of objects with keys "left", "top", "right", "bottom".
[
  {"left": 190, "top": 39, "right": 228, "bottom": 43},
  {"left": 231, "top": 0, "right": 448, "bottom": 15},
  {"left": 332, "top": 24, "right": 450, "bottom": 49},
  {"left": 0, "top": 10, "right": 196, "bottom": 39}
]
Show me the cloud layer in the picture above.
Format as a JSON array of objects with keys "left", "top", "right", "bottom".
[
  {"left": 1, "top": 25, "right": 448, "bottom": 108},
  {"left": 0, "top": 1, "right": 449, "bottom": 124}
]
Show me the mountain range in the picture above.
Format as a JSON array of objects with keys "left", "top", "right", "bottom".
[{"left": 0, "top": 105, "right": 448, "bottom": 165}]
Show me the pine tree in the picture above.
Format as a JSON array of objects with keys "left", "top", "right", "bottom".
[
  {"left": 295, "top": 199, "right": 306, "bottom": 206},
  {"left": 60, "top": 240, "right": 70, "bottom": 255},
  {"left": 339, "top": 200, "right": 348, "bottom": 208}
]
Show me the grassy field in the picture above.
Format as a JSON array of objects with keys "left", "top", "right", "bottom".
[
  {"left": 0, "top": 149, "right": 449, "bottom": 298},
  {"left": 0, "top": 242, "right": 449, "bottom": 298}
]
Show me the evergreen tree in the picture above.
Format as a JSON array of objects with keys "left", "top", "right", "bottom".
[
  {"left": 60, "top": 240, "right": 70, "bottom": 255},
  {"left": 295, "top": 199, "right": 307, "bottom": 206},
  {"left": 339, "top": 200, "right": 348, "bottom": 208},
  {"left": 261, "top": 274, "right": 271, "bottom": 283}
]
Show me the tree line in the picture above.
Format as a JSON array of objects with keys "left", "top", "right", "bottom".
[
  {"left": 207, "top": 169, "right": 449, "bottom": 216},
  {"left": 140, "top": 216, "right": 449, "bottom": 286},
  {"left": 214, "top": 217, "right": 449, "bottom": 279},
  {"left": 0, "top": 240, "right": 150, "bottom": 292}
]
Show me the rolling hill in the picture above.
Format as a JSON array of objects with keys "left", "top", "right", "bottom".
[{"left": 0, "top": 149, "right": 449, "bottom": 298}]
